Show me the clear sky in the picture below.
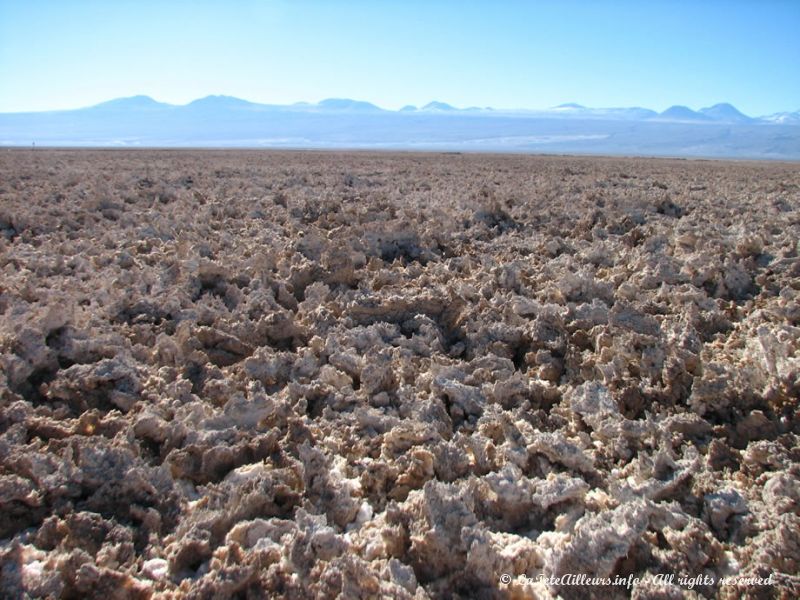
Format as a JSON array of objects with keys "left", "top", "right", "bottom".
[{"left": 1, "top": 0, "right": 798, "bottom": 115}]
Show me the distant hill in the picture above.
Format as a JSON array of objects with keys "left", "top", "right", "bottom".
[
  {"left": 618, "top": 107, "right": 659, "bottom": 119},
  {"left": 1, "top": 95, "right": 798, "bottom": 159},
  {"left": 762, "top": 110, "right": 800, "bottom": 124},
  {"left": 699, "top": 103, "right": 752, "bottom": 122},
  {"left": 658, "top": 105, "right": 712, "bottom": 121},
  {"left": 90, "top": 95, "right": 173, "bottom": 111},
  {"left": 421, "top": 101, "right": 458, "bottom": 111},
  {"left": 185, "top": 95, "right": 260, "bottom": 110},
  {"left": 316, "top": 98, "right": 384, "bottom": 112},
  {"left": 549, "top": 104, "right": 658, "bottom": 120}
]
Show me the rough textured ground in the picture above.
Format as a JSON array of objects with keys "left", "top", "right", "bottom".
[{"left": 0, "top": 149, "right": 799, "bottom": 599}]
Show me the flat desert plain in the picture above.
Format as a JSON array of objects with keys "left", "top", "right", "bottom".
[{"left": 1, "top": 150, "right": 799, "bottom": 599}]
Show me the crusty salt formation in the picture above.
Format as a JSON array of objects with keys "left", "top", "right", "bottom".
[{"left": 1, "top": 149, "right": 798, "bottom": 599}]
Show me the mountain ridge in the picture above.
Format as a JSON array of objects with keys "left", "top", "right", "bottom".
[
  {"left": 657, "top": 105, "right": 711, "bottom": 121},
  {"left": 699, "top": 102, "right": 752, "bottom": 122},
  {"left": 3, "top": 95, "right": 793, "bottom": 122},
  {"left": 1, "top": 95, "right": 798, "bottom": 159},
  {"left": 90, "top": 95, "right": 173, "bottom": 110}
]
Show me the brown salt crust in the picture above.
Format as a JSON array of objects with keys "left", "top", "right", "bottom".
[{"left": 0, "top": 150, "right": 798, "bottom": 598}]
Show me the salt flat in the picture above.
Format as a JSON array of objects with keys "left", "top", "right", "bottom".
[{"left": 1, "top": 150, "right": 798, "bottom": 598}]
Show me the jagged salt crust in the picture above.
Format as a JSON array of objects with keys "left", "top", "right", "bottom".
[{"left": 1, "top": 150, "right": 798, "bottom": 599}]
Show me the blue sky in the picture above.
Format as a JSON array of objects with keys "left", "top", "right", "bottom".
[{"left": 1, "top": 0, "right": 798, "bottom": 115}]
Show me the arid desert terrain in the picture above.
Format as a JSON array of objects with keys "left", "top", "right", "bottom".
[{"left": 1, "top": 149, "right": 799, "bottom": 599}]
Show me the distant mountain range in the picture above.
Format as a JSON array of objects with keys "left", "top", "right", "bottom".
[{"left": 1, "top": 95, "right": 798, "bottom": 159}]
